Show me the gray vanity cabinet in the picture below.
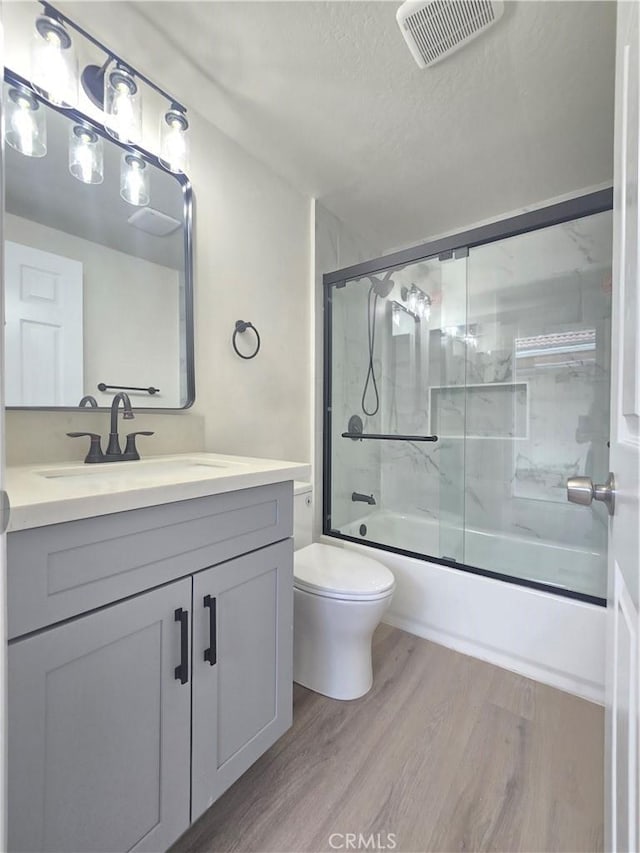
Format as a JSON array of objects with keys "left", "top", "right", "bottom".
[
  {"left": 8, "top": 578, "right": 193, "bottom": 853},
  {"left": 7, "top": 482, "right": 295, "bottom": 853},
  {"left": 191, "top": 538, "right": 293, "bottom": 821}
]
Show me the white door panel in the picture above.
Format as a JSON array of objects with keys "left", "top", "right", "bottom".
[{"left": 4, "top": 241, "right": 83, "bottom": 406}]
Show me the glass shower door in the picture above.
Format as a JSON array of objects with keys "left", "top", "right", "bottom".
[
  {"left": 463, "top": 211, "right": 612, "bottom": 599},
  {"left": 326, "top": 253, "right": 468, "bottom": 564}
]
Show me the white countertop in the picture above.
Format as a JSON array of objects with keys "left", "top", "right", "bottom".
[{"left": 6, "top": 452, "right": 311, "bottom": 532}]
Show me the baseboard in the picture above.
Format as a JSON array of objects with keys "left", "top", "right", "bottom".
[{"left": 382, "top": 612, "right": 605, "bottom": 705}]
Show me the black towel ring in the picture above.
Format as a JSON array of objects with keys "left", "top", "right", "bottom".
[{"left": 232, "top": 320, "right": 261, "bottom": 360}]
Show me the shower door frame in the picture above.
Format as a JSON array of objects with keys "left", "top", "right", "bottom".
[{"left": 322, "top": 188, "right": 613, "bottom": 606}]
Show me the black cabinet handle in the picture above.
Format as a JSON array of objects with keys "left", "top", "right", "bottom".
[
  {"left": 174, "top": 608, "right": 189, "bottom": 684},
  {"left": 203, "top": 595, "right": 217, "bottom": 666}
]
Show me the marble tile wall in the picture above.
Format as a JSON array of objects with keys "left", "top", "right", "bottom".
[
  {"left": 315, "top": 203, "right": 381, "bottom": 534},
  {"left": 376, "top": 211, "right": 612, "bottom": 590}
]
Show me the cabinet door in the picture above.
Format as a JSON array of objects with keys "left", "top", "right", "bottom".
[
  {"left": 8, "top": 579, "right": 192, "bottom": 853},
  {"left": 191, "top": 539, "right": 293, "bottom": 821}
]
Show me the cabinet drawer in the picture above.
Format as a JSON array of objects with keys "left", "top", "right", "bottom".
[{"left": 8, "top": 482, "right": 292, "bottom": 639}]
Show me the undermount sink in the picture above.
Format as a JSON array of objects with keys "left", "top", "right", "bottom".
[{"left": 37, "top": 457, "right": 246, "bottom": 480}]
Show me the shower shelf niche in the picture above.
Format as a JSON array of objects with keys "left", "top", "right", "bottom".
[{"left": 429, "top": 381, "right": 529, "bottom": 439}]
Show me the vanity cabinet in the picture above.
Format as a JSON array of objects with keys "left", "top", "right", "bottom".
[{"left": 7, "top": 483, "right": 294, "bottom": 853}]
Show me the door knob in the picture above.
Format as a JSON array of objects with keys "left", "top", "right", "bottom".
[{"left": 567, "top": 473, "right": 615, "bottom": 516}]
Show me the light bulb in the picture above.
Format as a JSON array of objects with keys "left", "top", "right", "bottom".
[
  {"left": 392, "top": 303, "right": 400, "bottom": 329},
  {"left": 159, "top": 108, "right": 189, "bottom": 173},
  {"left": 408, "top": 286, "right": 418, "bottom": 314},
  {"left": 120, "top": 152, "right": 150, "bottom": 206},
  {"left": 32, "top": 15, "right": 77, "bottom": 107},
  {"left": 77, "top": 144, "right": 92, "bottom": 182},
  {"left": 114, "top": 85, "right": 134, "bottom": 130},
  {"left": 5, "top": 86, "right": 46, "bottom": 157},
  {"left": 12, "top": 104, "right": 37, "bottom": 156}
]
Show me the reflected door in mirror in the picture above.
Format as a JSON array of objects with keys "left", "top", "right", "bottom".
[{"left": 5, "top": 240, "right": 83, "bottom": 406}]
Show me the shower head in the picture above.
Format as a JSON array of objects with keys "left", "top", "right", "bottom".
[{"left": 369, "top": 273, "right": 395, "bottom": 299}]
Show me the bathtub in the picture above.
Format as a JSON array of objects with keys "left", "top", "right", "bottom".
[
  {"left": 340, "top": 510, "right": 606, "bottom": 599},
  {"left": 324, "top": 510, "right": 607, "bottom": 703}
]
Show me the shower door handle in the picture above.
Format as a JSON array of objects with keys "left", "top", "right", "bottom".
[
  {"left": 342, "top": 432, "right": 438, "bottom": 442},
  {"left": 567, "top": 473, "right": 616, "bottom": 516}
]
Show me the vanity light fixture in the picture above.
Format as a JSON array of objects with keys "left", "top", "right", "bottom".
[
  {"left": 11, "top": 1, "right": 191, "bottom": 201},
  {"left": 401, "top": 284, "right": 432, "bottom": 321},
  {"left": 159, "top": 107, "right": 189, "bottom": 173},
  {"left": 120, "top": 152, "right": 150, "bottom": 206},
  {"left": 31, "top": 10, "right": 77, "bottom": 108},
  {"left": 69, "top": 124, "right": 103, "bottom": 184},
  {"left": 32, "top": 1, "right": 190, "bottom": 171},
  {"left": 4, "top": 85, "right": 47, "bottom": 157},
  {"left": 104, "top": 66, "right": 141, "bottom": 144}
]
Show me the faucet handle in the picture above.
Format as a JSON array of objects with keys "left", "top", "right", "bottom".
[
  {"left": 124, "top": 431, "right": 154, "bottom": 460},
  {"left": 67, "top": 432, "right": 104, "bottom": 464}
]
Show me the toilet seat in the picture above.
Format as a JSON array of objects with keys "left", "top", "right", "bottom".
[{"left": 294, "top": 543, "right": 395, "bottom": 601}]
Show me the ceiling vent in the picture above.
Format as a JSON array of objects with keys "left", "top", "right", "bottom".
[
  {"left": 396, "top": 0, "right": 504, "bottom": 69},
  {"left": 127, "top": 207, "right": 181, "bottom": 237}
]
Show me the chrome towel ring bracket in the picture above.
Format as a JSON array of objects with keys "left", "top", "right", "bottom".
[{"left": 232, "top": 320, "right": 261, "bottom": 360}]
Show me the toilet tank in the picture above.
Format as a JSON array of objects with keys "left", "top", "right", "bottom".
[{"left": 293, "top": 482, "right": 313, "bottom": 551}]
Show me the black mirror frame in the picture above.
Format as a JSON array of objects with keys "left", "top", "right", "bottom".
[{"left": 3, "top": 66, "right": 196, "bottom": 411}]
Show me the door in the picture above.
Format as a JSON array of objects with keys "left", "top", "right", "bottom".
[
  {"left": 607, "top": 2, "right": 640, "bottom": 850},
  {"left": 191, "top": 539, "right": 293, "bottom": 822},
  {"left": 4, "top": 241, "right": 83, "bottom": 406},
  {"left": 0, "top": 10, "right": 7, "bottom": 848},
  {"left": 7, "top": 579, "right": 192, "bottom": 853}
]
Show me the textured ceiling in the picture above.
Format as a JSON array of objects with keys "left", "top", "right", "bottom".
[{"left": 59, "top": 1, "right": 615, "bottom": 251}]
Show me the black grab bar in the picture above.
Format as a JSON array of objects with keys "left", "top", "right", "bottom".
[
  {"left": 342, "top": 432, "right": 438, "bottom": 442},
  {"left": 98, "top": 383, "right": 160, "bottom": 396}
]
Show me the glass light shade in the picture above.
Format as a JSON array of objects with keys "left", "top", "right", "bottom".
[
  {"left": 423, "top": 295, "right": 431, "bottom": 321},
  {"left": 416, "top": 293, "right": 431, "bottom": 320},
  {"left": 105, "top": 67, "right": 141, "bottom": 143},
  {"left": 159, "top": 108, "right": 189, "bottom": 173},
  {"left": 5, "top": 85, "right": 47, "bottom": 157},
  {"left": 392, "top": 303, "right": 400, "bottom": 329},
  {"left": 407, "top": 286, "right": 418, "bottom": 314},
  {"left": 69, "top": 124, "right": 103, "bottom": 184},
  {"left": 120, "top": 152, "right": 149, "bottom": 206},
  {"left": 31, "top": 15, "right": 77, "bottom": 108}
]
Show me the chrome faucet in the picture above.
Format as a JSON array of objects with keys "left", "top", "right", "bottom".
[{"left": 107, "top": 392, "right": 135, "bottom": 455}]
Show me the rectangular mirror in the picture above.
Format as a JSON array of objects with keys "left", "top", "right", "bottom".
[{"left": 4, "top": 69, "right": 194, "bottom": 410}]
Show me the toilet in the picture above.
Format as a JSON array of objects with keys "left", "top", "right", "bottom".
[{"left": 293, "top": 482, "right": 395, "bottom": 700}]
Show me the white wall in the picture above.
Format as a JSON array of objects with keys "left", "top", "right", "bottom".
[
  {"left": 188, "top": 109, "right": 311, "bottom": 463},
  {"left": 3, "top": 3, "right": 312, "bottom": 467},
  {"left": 5, "top": 214, "right": 181, "bottom": 407}
]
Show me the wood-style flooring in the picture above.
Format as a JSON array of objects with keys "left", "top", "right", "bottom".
[{"left": 172, "top": 625, "right": 604, "bottom": 853}]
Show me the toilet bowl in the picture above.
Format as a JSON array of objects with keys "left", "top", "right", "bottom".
[{"left": 292, "top": 525, "right": 395, "bottom": 700}]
